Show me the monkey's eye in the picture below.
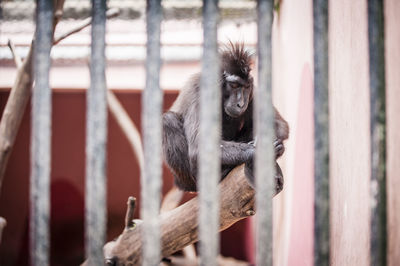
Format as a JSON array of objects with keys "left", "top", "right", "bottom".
[{"left": 230, "top": 82, "right": 239, "bottom": 89}]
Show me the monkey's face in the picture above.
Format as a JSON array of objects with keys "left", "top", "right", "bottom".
[{"left": 223, "top": 73, "right": 253, "bottom": 118}]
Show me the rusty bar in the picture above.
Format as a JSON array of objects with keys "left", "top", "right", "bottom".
[
  {"left": 313, "top": 0, "right": 330, "bottom": 265},
  {"left": 140, "top": 0, "right": 163, "bottom": 265},
  {"left": 30, "top": 0, "right": 53, "bottom": 265},
  {"left": 85, "top": 0, "right": 107, "bottom": 265},
  {"left": 367, "top": 0, "right": 387, "bottom": 265},
  {"left": 255, "top": 0, "right": 274, "bottom": 265},
  {"left": 198, "top": 0, "right": 220, "bottom": 265}
]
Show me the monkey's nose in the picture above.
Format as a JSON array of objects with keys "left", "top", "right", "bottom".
[{"left": 237, "top": 102, "right": 244, "bottom": 108}]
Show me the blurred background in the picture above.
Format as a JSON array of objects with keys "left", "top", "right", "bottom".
[
  {"left": 1, "top": 0, "right": 399, "bottom": 266},
  {"left": 0, "top": 1, "right": 264, "bottom": 265}
]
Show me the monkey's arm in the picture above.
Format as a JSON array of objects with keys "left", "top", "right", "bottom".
[
  {"left": 274, "top": 107, "right": 289, "bottom": 141},
  {"left": 220, "top": 140, "right": 254, "bottom": 166},
  {"left": 221, "top": 106, "right": 288, "bottom": 165},
  {"left": 162, "top": 111, "right": 197, "bottom": 191},
  {"left": 183, "top": 103, "right": 201, "bottom": 177},
  {"left": 184, "top": 104, "right": 255, "bottom": 172}
]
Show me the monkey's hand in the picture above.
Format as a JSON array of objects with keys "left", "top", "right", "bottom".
[
  {"left": 248, "top": 139, "right": 256, "bottom": 147},
  {"left": 220, "top": 141, "right": 255, "bottom": 165},
  {"left": 248, "top": 138, "right": 285, "bottom": 159}
]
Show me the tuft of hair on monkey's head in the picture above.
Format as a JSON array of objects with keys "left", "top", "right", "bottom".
[{"left": 220, "top": 41, "right": 253, "bottom": 80}]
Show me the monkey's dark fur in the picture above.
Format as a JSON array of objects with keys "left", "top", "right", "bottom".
[{"left": 162, "top": 43, "right": 289, "bottom": 192}]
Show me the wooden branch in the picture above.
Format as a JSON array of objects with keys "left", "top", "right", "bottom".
[
  {"left": 7, "top": 39, "right": 22, "bottom": 68},
  {"left": 0, "top": 1, "right": 67, "bottom": 196},
  {"left": 182, "top": 244, "right": 197, "bottom": 261},
  {"left": 0, "top": 44, "right": 34, "bottom": 194},
  {"left": 160, "top": 186, "right": 184, "bottom": 214},
  {"left": 160, "top": 186, "right": 196, "bottom": 259},
  {"left": 0, "top": 217, "right": 6, "bottom": 245},
  {"left": 101, "top": 164, "right": 256, "bottom": 265},
  {"left": 124, "top": 197, "right": 136, "bottom": 229},
  {"left": 53, "top": 0, "right": 66, "bottom": 32},
  {"left": 107, "top": 91, "right": 144, "bottom": 172},
  {"left": 54, "top": 8, "right": 120, "bottom": 45}
]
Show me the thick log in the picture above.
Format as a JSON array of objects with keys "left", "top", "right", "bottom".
[{"left": 103, "top": 164, "right": 257, "bottom": 266}]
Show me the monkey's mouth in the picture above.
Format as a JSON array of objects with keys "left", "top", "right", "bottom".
[{"left": 225, "top": 106, "right": 245, "bottom": 118}]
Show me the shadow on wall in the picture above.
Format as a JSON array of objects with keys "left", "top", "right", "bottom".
[{"left": 17, "top": 179, "right": 85, "bottom": 266}]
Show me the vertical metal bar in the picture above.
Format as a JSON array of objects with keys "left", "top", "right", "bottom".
[
  {"left": 367, "top": 0, "right": 387, "bottom": 265},
  {"left": 85, "top": 0, "right": 107, "bottom": 265},
  {"left": 141, "top": 0, "right": 162, "bottom": 264},
  {"left": 198, "top": 0, "right": 220, "bottom": 265},
  {"left": 313, "top": 0, "right": 330, "bottom": 265},
  {"left": 255, "top": 1, "right": 274, "bottom": 265},
  {"left": 30, "top": 0, "right": 53, "bottom": 265}
]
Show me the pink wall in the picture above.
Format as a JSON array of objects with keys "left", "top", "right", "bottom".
[
  {"left": 272, "top": 0, "right": 400, "bottom": 265},
  {"left": 272, "top": 1, "right": 314, "bottom": 265},
  {"left": 329, "top": 0, "right": 371, "bottom": 264},
  {"left": 385, "top": 0, "right": 400, "bottom": 265}
]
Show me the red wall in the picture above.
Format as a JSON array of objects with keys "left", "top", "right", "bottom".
[{"left": 0, "top": 89, "right": 250, "bottom": 265}]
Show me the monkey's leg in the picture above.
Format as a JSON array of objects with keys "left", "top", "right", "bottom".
[
  {"left": 244, "top": 160, "right": 284, "bottom": 195},
  {"left": 221, "top": 165, "right": 236, "bottom": 180},
  {"left": 162, "top": 111, "right": 197, "bottom": 191},
  {"left": 274, "top": 139, "right": 285, "bottom": 159}
]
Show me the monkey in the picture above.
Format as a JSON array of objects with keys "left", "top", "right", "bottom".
[{"left": 162, "top": 42, "right": 289, "bottom": 192}]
